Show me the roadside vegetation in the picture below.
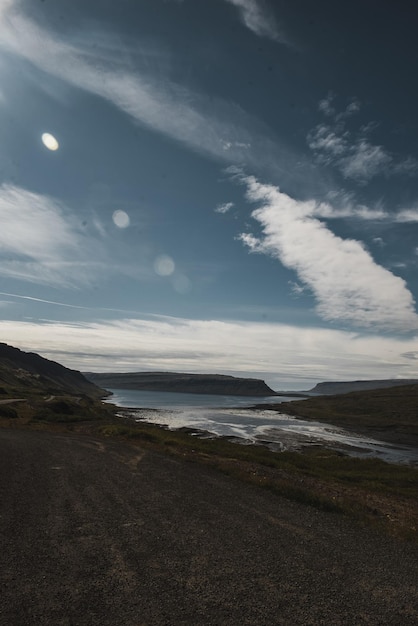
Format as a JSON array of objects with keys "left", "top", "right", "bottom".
[{"left": 0, "top": 390, "right": 417, "bottom": 542}]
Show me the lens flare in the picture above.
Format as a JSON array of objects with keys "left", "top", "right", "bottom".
[
  {"left": 112, "top": 210, "right": 130, "bottom": 228},
  {"left": 41, "top": 133, "right": 59, "bottom": 151},
  {"left": 154, "top": 255, "right": 175, "bottom": 276}
]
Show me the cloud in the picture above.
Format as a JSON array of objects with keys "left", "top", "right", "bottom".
[
  {"left": 304, "top": 193, "right": 418, "bottom": 224},
  {"left": 0, "top": 184, "right": 105, "bottom": 287},
  {"left": 308, "top": 98, "right": 418, "bottom": 184},
  {"left": 318, "top": 94, "right": 360, "bottom": 121},
  {"left": 372, "top": 237, "right": 385, "bottom": 247},
  {"left": 238, "top": 176, "right": 418, "bottom": 331},
  {"left": 224, "top": 0, "right": 287, "bottom": 43},
  {"left": 396, "top": 209, "right": 418, "bottom": 223},
  {"left": 338, "top": 141, "right": 392, "bottom": 182},
  {"left": 1, "top": 316, "right": 418, "bottom": 389},
  {"left": 288, "top": 280, "right": 305, "bottom": 296},
  {"left": 318, "top": 93, "right": 336, "bottom": 118},
  {"left": 215, "top": 202, "right": 234, "bottom": 214},
  {"left": 0, "top": 2, "right": 306, "bottom": 191}
]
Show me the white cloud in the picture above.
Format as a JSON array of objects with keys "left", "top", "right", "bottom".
[
  {"left": 0, "top": 2, "right": 303, "bottom": 188},
  {"left": 342, "top": 99, "right": 361, "bottom": 117},
  {"left": 338, "top": 140, "right": 392, "bottom": 182},
  {"left": 308, "top": 194, "right": 418, "bottom": 224},
  {"left": 308, "top": 124, "right": 393, "bottom": 184},
  {"left": 288, "top": 280, "right": 305, "bottom": 296},
  {"left": 1, "top": 316, "right": 418, "bottom": 389},
  {"left": 318, "top": 93, "right": 335, "bottom": 117},
  {"left": 238, "top": 176, "right": 418, "bottom": 331},
  {"left": 224, "top": 0, "right": 287, "bottom": 43},
  {"left": 396, "top": 209, "right": 418, "bottom": 223},
  {"left": 0, "top": 184, "right": 105, "bottom": 287},
  {"left": 307, "top": 124, "right": 347, "bottom": 158},
  {"left": 372, "top": 237, "right": 385, "bottom": 247},
  {"left": 308, "top": 97, "right": 418, "bottom": 184},
  {"left": 215, "top": 202, "right": 234, "bottom": 214}
]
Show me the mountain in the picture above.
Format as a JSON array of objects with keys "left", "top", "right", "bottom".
[
  {"left": 308, "top": 379, "right": 418, "bottom": 395},
  {"left": 84, "top": 371, "right": 277, "bottom": 397},
  {"left": 0, "top": 343, "right": 105, "bottom": 398}
]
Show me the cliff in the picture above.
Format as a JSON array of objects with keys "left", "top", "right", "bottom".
[
  {"left": 308, "top": 379, "right": 418, "bottom": 395},
  {"left": 84, "top": 371, "right": 277, "bottom": 397},
  {"left": 0, "top": 343, "right": 105, "bottom": 398}
]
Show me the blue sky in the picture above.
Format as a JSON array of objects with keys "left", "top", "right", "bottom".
[{"left": 1, "top": 0, "right": 418, "bottom": 389}]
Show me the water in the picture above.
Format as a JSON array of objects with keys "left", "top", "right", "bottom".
[
  {"left": 106, "top": 388, "right": 289, "bottom": 409},
  {"left": 105, "top": 388, "right": 418, "bottom": 466}
]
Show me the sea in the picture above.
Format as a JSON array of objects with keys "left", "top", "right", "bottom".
[{"left": 105, "top": 388, "right": 418, "bottom": 466}]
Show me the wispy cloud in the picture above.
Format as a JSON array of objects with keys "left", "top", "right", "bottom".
[
  {"left": 308, "top": 194, "right": 418, "bottom": 224},
  {"left": 1, "top": 316, "right": 418, "bottom": 388},
  {"left": 396, "top": 209, "right": 418, "bottom": 223},
  {"left": 0, "top": 3, "right": 296, "bottom": 182},
  {"left": 0, "top": 184, "right": 105, "bottom": 287},
  {"left": 224, "top": 0, "right": 287, "bottom": 43},
  {"left": 215, "top": 202, "right": 234, "bottom": 214},
  {"left": 237, "top": 175, "right": 418, "bottom": 331},
  {"left": 308, "top": 97, "right": 418, "bottom": 184}
]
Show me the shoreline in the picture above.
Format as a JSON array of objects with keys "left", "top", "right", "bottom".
[{"left": 115, "top": 404, "right": 418, "bottom": 467}]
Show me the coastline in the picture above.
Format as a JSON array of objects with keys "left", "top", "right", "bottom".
[{"left": 115, "top": 404, "right": 418, "bottom": 467}]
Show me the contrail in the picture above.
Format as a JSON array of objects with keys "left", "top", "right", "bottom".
[{"left": 0, "top": 291, "right": 142, "bottom": 315}]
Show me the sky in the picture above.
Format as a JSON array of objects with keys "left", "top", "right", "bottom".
[{"left": 1, "top": 0, "right": 418, "bottom": 390}]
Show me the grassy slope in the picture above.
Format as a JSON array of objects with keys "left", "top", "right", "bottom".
[
  {"left": 273, "top": 384, "right": 418, "bottom": 446},
  {"left": 1, "top": 391, "right": 417, "bottom": 542}
]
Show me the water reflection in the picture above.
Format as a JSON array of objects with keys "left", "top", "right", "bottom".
[
  {"left": 107, "top": 389, "right": 418, "bottom": 465},
  {"left": 129, "top": 406, "right": 418, "bottom": 466}
]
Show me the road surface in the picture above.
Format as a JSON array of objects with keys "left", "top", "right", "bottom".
[{"left": 1, "top": 429, "right": 417, "bottom": 625}]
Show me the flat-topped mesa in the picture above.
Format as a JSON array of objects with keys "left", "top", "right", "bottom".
[
  {"left": 84, "top": 371, "right": 277, "bottom": 397},
  {"left": 309, "top": 379, "right": 418, "bottom": 395}
]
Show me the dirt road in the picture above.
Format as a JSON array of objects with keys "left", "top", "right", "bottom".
[{"left": 1, "top": 429, "right": 417, "bottom": 625}]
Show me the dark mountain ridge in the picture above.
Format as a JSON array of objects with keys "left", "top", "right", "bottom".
[
  {"left": 84, "top": 371, "right": 277, "bottom": 397},
  {"left": 0, "top": 343, "right": 104, "bottom": 398},
  {"left": 308, "top": 379, "right": 418, "bottom": 395}
]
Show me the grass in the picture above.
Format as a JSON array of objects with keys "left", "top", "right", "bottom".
[
  {"left": 275, "top": 384, "right": 418, "bottom": 446},
  {"left": 1, "top": 391, "right": 417, "bottom": 541},
  {"left": 96, "top": 418, "right": 418, "bottom": 540}
]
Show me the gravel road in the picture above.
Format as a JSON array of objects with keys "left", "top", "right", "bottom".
[{"left": 1, "top": 428, "right": 417, "bottom": 625}]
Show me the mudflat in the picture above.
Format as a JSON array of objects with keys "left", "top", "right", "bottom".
[{"left": 1, "top": 428, "right": 417, "bottom": 625}]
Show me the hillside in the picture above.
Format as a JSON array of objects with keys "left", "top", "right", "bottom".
[
  {"left": 308, "top": 379, "right": 418, "bottom": 395},
  {"left": 84, "top": 371, "right": 277, "bottom": 397},
  {"left": 264, "top": 384, "right": 418, "bottom": 446},
  {"left": 0, "top": 343, "right": 105, "bottom": 398}
]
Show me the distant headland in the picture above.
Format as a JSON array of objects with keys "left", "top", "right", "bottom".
[
  {"left": 83, "top": 371, "right": 277, "bottom": 397},
  {"left": 308, "top": 379, "right": 418, "bottom": 395}
]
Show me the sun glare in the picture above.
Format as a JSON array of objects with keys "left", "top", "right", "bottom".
[{"left": 41, "top": 133, "right": 59, "bottom": 151}]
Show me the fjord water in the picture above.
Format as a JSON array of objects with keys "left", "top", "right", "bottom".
[
  {"left": 106, "top": 388, "right": 418, "bottom": 466},
  {"left": 106, "top": 388, "right": 286, "bottom": 409}
]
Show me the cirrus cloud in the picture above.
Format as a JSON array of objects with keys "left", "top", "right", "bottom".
[
  {"left": 223, "top": 0, "right": 288, "bottom": 44},
  {"left": 0, "top": 184, "right": 105, "bottom": 287},
  {"left": 308, "top": 97, "right": 418, "bottom": 184}
]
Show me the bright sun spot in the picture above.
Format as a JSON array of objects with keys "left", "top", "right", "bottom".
[
  {"left": 112, "top": 210, "right": 130, "bottom": 228},
  {"left": 154, "top": 255, "right": 175, "bottom": 276},
  {"left": 41, "top": 133, "right": 59, "bottom": 151}
]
